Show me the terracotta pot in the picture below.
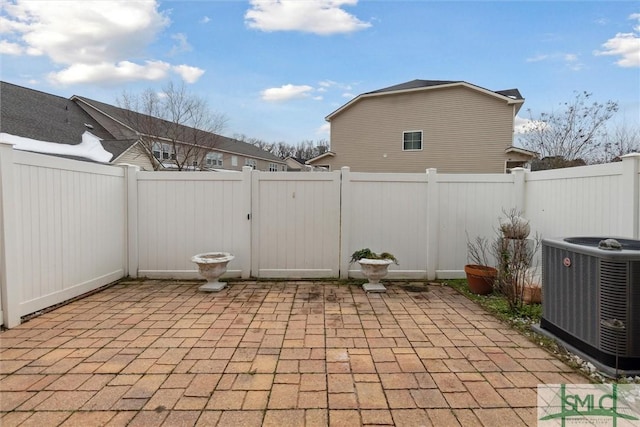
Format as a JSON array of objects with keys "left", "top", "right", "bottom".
[{"left": 464, "top": 264, "right": 497, "bottom": 295}]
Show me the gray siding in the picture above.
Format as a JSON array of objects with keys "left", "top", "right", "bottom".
[{"left": 319, "top": 86, "right": 518, "bottom": 173}]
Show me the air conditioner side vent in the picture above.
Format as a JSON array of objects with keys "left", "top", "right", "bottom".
[
  {"left": 599, "top": 260, "right": 628, "bottom": 354},
  {"left": 630, "top": 261, "right": 640, "bottom": 355}
]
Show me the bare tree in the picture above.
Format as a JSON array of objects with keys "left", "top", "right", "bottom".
[
  {"left": 233, "top": 134, "right": 275, "bottom": 154},
  {"left": 518, "top": 91, "right": 618, "bottom": 168},
  {"left": 596, "top": 121, "right": 640, "bottom": 163},
  {"left": 118, "top": 81, "right": 228, "bottom": 171},
  {"left": 234, "top": 135, "right": 330, "bottom": 160}
]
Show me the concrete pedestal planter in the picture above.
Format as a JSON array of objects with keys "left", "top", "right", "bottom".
[
  {"left": 358, "top": 259, "right": 394, "bottom": 292},
  {"left": 191, "top": 252, "right": 234, "bottom": 292},
  {"left": 350, "top": 249, "right": 398, "bottom": 293}
]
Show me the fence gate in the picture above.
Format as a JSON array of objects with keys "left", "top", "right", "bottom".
[{"left": 251, "top": 171, "right": 342, "bottom": 278}]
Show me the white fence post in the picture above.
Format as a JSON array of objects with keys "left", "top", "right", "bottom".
[
  {"left": 426, "top": 168, "right": 439, "bottom": 280},
  {"left": 124, "top": 164, "right": 140, "bottom": 278},
  {"left": 621, "top": 153, "right": 640, "bottom": 239},
  {"left": 340, "top": 166, "right": 352, "bottom": 279},
  {"left": 511, "top": 167, "right": 527, "bottom": 215},
  {"left": 241, "top": 166, "right": 252, "bottom": 278},
  {"left": 0, "top": 142, "right": 21, "bottom": 327}
]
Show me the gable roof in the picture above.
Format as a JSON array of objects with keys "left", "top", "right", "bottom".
[
  {"left": 73, "top": 95, "right": 284, "bottom": 163},
  {"left": 0, "top": 81, "right": 127, "bottom": 160},
  {"left": 505, "top": 146, "right": 538, "bottom": 158},
  {"left": 326, "top": 79, "right": 525, "bottom": 120}
]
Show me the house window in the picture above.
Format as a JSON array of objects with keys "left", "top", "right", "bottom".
[
  {"left": 403, "top": 131, "right": 422, "bottom": 151},
  {"left": 245, "top": 158, "right": 257, "bottom": 169},
  {"left": 152, "top": 142, "right": 176, "bottom": 160},
  {"left": 206, "top": 152, "right": 223, "bottom": 168},
  {"left": 268, "top": 163, "right": 279, "bottom": 172},
  {"left": 231, "top": 155, "right": 238, "bottom": 167}
]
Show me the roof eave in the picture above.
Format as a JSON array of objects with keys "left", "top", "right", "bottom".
[
  {"left": 326, "top": 82, "right": 524, "bottom": 121},
  {"left": 306, "top": 151, "right": 335, "bottom": 164}
]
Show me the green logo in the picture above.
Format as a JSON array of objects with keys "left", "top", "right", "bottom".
[{"left": 538, "top": 384, "right": 640, "bottom": 427}]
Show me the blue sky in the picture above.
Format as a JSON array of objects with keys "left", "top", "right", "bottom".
[{"left": 1, "top": 1, "right": 638, "bottom": 145}]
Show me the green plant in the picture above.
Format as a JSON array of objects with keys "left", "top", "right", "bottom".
[{"left": 349, "top": 248, "right": 399, "bottom": 265}]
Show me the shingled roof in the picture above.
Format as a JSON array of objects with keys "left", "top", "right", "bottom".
[
  {"left": 0, "top": 81, "right": 126, "bottom": 160},
  {"left": 365, "top": 79, "right": 524, "bottom": 100},
  {"left": 327, "top": 79, "right": 524, "bottom": 120},
  {"left": 73, "top": 95, "right": 284, "bottom": 163}
]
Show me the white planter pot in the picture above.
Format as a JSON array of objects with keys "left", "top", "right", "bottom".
[
  {"left": 358, "top": 258, "right": 393, "bottom": 292},
  {"left": 191, "top": 252, "right": 235, "bottom": 292}
]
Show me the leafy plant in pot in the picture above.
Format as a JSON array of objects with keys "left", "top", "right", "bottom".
[
  {"left": 350, "top": 248, "right": 399, "bottom": 293},
  {"left": 465, "top": 236, "right": 497, "bottom": 295}
]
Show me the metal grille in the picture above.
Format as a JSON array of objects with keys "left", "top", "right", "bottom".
[{"left": 599, "top": 260, "right": 628, "bottom": 354}]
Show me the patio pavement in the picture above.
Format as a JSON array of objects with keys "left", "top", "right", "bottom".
[{"left": 0, "top": 280, "right": 587, "bottom": 426}]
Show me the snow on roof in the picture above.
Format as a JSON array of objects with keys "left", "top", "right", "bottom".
[{"left": 0, "top": 131, "right": 113, "bottom": 163}]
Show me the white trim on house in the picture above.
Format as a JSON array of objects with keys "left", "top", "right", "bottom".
[{"left": 402, "top": 130, "right": 423, "bottom": 151}]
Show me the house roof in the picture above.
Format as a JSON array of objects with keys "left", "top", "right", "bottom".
[
  {"left": 505, "top": 146, "right": 538, "bottom": 158},
  {"left": 326, "top": 79, "right": 525, "bottom": 120},
  {"left": 306, "top": 151, "right": 336, "bottom": 164},
  {"left": 0, "top": 81, "right": 125, "bottom": 160},
  {"left": 73, "top": 95, "right": 284, "bottom": 163}
]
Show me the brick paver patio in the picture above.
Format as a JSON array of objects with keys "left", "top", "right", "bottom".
[{"left": 0, "top": 280, "right": 586, "bottom": 426}]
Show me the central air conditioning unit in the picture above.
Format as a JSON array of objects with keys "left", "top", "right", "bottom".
[{"left": 538, "top": 237, "right": 640, "bottom": 376}]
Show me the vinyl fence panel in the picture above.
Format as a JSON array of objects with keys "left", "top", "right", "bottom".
[
  {"left": 435, "top": 173, "right": 516, "bottom": 277},
  {"left": 251, "top": 171, "right": 341, "bottom": 278},
  {"left": 342, "top": 171, "right": 429, "bottom": 279},
  {"left": 136, "top": 169, "right": 251, "bottom": 278},
  {"left": 11, "top": 151, "right": 126, "bottom": 318}
]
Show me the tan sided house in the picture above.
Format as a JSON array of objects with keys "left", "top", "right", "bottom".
[{"left": 307, "top": 80, "right": 537, "bottom": 173}]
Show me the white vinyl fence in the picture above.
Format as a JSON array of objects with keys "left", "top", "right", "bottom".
[
  {"left": 1, "top": 137, "right": 639, "bottom": 328},
  {"left": 0, "top": 144, "right": 126, "bottom": 327}
]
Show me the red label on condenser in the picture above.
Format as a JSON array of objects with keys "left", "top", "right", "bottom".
[{"left": 563, "top": 257, "right": 571, "bottom": 267}]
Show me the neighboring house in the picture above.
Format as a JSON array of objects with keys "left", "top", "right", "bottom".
[
  {"left": 283, "top": 156, "right": 311, "bottom": 172},
  {"left": 0, "top": 81, "right": 286, "bottom": 172},
  {"left": 0, "top": 81, "right": 130, "bottom": 163},
  {"left": 72, "top": 95, "right": 286, "bottom": 172},
  {"left": 307, "top": 79, "right": 537, "bottom": 173}
]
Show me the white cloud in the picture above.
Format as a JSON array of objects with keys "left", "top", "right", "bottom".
[
  {"left": 514, "top": 115, "right": 547, "bottom": 134},
  {"left": 200, "top": 16, "right": 211, "bottom": 24},
  {"left": 318, "top": 80, "right": 336, "bottom": 87},
  {"left": 48, "top": 60, "right": 172, "bottom": 85},
  {"left": 317, "top": 122, "right": 330, "bottom": 136},
  {"left": 261, "top": 84, "right": 314, "bottom": 101},
  {"left": 172, "top": 65, "right": 205, "bottom": 83},
  {"left": 169, "top": 33, "right": 192, "bottom": 56},
  {"left": 525, "top": 52, "right": 583, "bottom": 70},
  {"left": 245, "top": 0, "right": 371, "bottom": 35},
  {"left": 526, "top": 54, "right": 549, "bottom": 63},
  {"left": 0, "top": 39, "right": 22, "bottom": 54},
  {"left": 594, "top": 13, "right": 640, "bottom": 67},
  {"left": 0, "top": 0, "right": 205, "bottom": 84}
]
